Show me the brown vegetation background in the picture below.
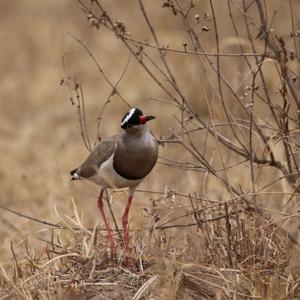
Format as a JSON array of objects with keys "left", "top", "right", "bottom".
[{"left": 1, "top": 0, "right": 300, "bottom": 298}]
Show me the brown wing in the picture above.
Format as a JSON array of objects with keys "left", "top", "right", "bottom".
[{"left": 76, "top": 135, "right": 118, "bottom": 179}]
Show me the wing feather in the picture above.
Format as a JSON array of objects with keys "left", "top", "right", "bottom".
[{"left": 75, "top": 135, "right": 118, "bottom": 179}]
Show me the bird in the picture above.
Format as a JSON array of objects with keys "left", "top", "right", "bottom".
[{"left": 70, "top": 108, "right": 158, "bottom": 265}]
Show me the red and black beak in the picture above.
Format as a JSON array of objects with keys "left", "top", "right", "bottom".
[{"left": 139, "top": 115, "right": 156, "bottom": 124}]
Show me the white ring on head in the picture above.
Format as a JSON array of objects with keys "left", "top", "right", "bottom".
[{"left": 120, "top": 108, "right": 136, "bottom": 127}]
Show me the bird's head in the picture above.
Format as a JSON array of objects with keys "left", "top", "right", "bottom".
[{"left": 120, "top": 108, "right": 155, "bottom": 131}]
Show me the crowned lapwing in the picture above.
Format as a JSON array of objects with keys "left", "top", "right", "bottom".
[{"left": 70, "top": 108, "right": 158, "bottom": 265}]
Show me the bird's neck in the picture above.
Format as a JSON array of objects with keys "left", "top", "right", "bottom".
[{"left": 124, "top": 125, "right": 150, "bottom": 137}]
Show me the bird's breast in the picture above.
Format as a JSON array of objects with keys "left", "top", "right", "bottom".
[{"left": 113, "top": 134, "right": 158, "bottom": 180}]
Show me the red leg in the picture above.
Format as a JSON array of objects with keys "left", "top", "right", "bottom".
[
  {"left": 122, "top": 195, "right": 133, "bottom": 267},
  {"left": 97, "top": 189, "right": 116, "bottom": 257}
]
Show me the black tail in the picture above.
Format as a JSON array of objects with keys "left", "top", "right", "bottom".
[
  {"left": 70, "top": 168, "right": 81, "bottom": 181},
  {"left": 70, "top": 168, "right": 77, "bottom": 176}
]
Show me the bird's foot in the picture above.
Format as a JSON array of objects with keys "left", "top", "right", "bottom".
[
  {"left": 108, "top": 238, "right": 117, "bottom": 258},
  {"left": 124, "top": 255, "right": 132, "bottom": 268}
]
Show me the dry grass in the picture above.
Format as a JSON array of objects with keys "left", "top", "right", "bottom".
[
  {"left": 1, "top": 198, "right": 299, "bottom": 299},
  {"left": 1, "top": 0, "right": 300, "bottom": 299}
]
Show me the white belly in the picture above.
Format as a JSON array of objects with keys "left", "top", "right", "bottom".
[{"left": 89, "top": 155, "right": 143, "bottom": 189}]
